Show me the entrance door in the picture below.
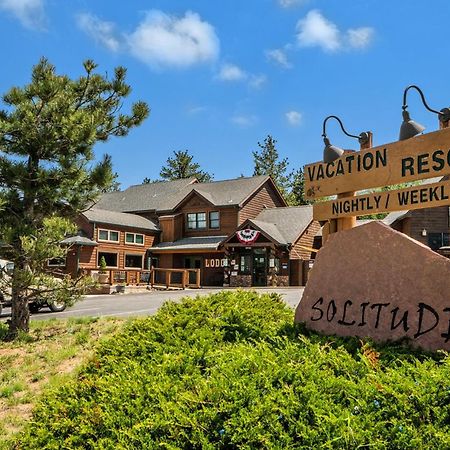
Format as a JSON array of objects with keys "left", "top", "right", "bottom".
[{"left": 252, "top": 249, "right": 267, "bottom": 286}]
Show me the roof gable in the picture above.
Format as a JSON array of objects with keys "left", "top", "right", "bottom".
[{"left": 94, "top": 178, "right": 198, "bottom": 213}]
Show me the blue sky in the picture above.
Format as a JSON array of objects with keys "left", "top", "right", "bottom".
[{"left": 0, "top": 0, "right": 449, "bottom": 188}]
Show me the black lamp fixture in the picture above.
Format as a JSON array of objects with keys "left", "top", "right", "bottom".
[
  {"left": 322, "top": 115, "right": 370, "bottom": 163},
  {"left": 399, "top": 85, "right": 450, "bottom": 141}
]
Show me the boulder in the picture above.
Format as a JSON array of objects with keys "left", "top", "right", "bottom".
[{"left": 295, "top": 221, "right": 450, "bottom": 351}]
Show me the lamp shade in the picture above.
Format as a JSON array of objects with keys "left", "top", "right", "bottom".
[
  {"left": 399, "top": 110, "right": 425, "bottom": 141},
  {"left": 323, "top": 137, "right": 344, "bottom": 163}
]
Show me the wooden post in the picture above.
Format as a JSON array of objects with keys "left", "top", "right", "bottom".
[
  {"left": 196, "top": 269, "right": 201, "bottom": 288},
  {"left": 151, "top": 269, "right": 155, "bottom": 288},
  {"left": 165, "top": 270, "right": 170, "bottom": 289},
  {"left": 109, "top": 270, "right": 113, "bottom": 285},
  {"left": 334, "top": 132, "right": 373, "bottom": 233}
]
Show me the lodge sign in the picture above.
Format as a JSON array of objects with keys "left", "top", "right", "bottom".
[
  {"left": 310, "top": 298, "right": 450, "bottom": 344},
  {"left": 305, "top": 126, "right": 450, "bottom": 199},
  {"left": 294, "top": 221, "right": 450, "bottom": 351}
]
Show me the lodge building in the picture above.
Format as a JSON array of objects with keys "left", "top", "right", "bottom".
[{"left": 60, "top": 176, "right": 321, "bottom": 287}]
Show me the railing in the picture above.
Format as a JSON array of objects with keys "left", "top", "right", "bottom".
[
  {"left": 87, "top": 268, "right": 201, "bottom": 289},
  {"left": 149, "top": 268, "right": 201, "bottom": 289}
]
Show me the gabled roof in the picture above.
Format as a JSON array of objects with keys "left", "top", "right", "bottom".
[
  {"left": 94, "top": 178, "right": 197, "bottom": 213},
  {"left": 94, "top": 175, "right": 282, "bottom": 214},
  {"left": 82, "top": 208, "right": 159, "bottom": 232},
  {"left": 249, "top": 205, "right": 314, "bottom": 245},
  {"left": 188, "top": 175, "right": 277, "bottom": 208},
  {"left": 222, "top": 205, "right": 314, "bottom": 246}
]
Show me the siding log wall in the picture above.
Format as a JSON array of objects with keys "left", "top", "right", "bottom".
[
  {"left": 177, "top": 194, "right": 239, "bottom": 237},
  {"left": 239, "top": 184, "right": 286, "bottom": 225},
  {"left": 289, "top": 220, "right": 321, "bottom": 260}
]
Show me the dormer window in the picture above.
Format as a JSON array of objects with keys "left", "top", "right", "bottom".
[{"left": 187, "top": 212, "right": 207, "bottom": 229}]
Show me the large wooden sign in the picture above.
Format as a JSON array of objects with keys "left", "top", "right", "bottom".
[
  {"left": 313, "top": 180, "right": 450, "bottom": 221},
  {"left": 305, "top": 126, "right": 450, "bottom": 200}
]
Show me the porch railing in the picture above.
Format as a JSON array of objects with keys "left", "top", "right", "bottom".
[{"left": 87, "top": 268, "right": 201, "bottom": 289}]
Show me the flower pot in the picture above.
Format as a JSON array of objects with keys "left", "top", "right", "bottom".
[{"left": 98, "top": 272, "right": 109, "bottom": 284}]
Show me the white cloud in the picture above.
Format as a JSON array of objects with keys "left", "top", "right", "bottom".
[
  {"left": 296, "top": 10, "right": 340, "bottom": 52},
  {"left": 266, "top": 48, "right": 292, "bottom": 69},
  {"left": 186, "top": 106, "right": 207, "bottom": 115},
  {"left": 296, "top": 10, "right": 374, "bottom": 52},
  {"left": 217, "top": 64, "right": 267, "bottom": 89},
  {"left": 0, "top": 0, "right": 45, "bottom": 30},
  {"left": 285, "top": 110, "right": 303, "bottom": 126},
  {"left": 218, "top": 63, "right": 247, "bottom": 82},
  {"left": 346, "top": 27, "right": 374, "bottom": 49},
  {"left": 77, "top": 13, "right": 122, "bottom": 52},
  {"left": 231, "top": 115, "right": 258, "bottom": 127},
  {"left": 127, "top": 10, "right": 219, "bottom": 69},
  {"left": 278, "top": 0, "right": 308, "bottom": 8},
  {"left": 249, "top": 74, "right": 267, "bottom": 89}
]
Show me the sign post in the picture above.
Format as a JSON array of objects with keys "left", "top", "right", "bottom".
[{"left": 296, "top": 118, "right": 450, "bottom": 351}]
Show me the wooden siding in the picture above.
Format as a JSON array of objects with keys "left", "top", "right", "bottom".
[
  {"left": 239, "top": 182, "right": 286, "bottom": 225},
  {"left": 396, "top": 206, "right": 450, "bottom": 247},
  {"left": 68, "top": 222, "right": 157, "bottom": 271},
  {"left": 177, "top": 193, "right": 239, "bottom": 238},
  {"left": 290, "top": 220, "right": 321, "bottom": 260},
  {"left": 159, "top": 214, "right": 183, "bottom": 242}
]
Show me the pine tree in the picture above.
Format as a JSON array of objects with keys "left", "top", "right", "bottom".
[
  {"left": 160, "top": 150, "right": 212, "bottom": 182},
  {"left": 288, "top": 168, "right": 310, "bottom": 206},
  {"left": 252, "top": 135, "right": 291, "bottom": 196},
  {"left": 0, "top": 58, "right": 149, "bottom": 339}
]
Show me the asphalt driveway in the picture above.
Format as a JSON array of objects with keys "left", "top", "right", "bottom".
[{"left": 0, "top": 287, "right": 304, "bottom": 321}]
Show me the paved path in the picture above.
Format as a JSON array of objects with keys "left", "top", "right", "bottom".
[{"left": 0, "top": 287, "right": 304, "bottom": 321}]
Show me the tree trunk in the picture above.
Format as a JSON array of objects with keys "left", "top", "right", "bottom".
[{"left": 6, "top": 261, "right": 30, "bottom": 340}]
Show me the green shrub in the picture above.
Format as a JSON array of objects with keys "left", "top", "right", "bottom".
[{"left": 17, "top": 291, "right": 450, "bottom": 449}]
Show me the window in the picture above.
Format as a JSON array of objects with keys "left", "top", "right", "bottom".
[
  {"left": 428, "top": 232, "right": 450, "bottom": 251},
  {"left": 97, "top": 252, "right": 118, "bottom": 268},
  {"left": 240, "top": 254, "right": 251, "bottom": 274},
  {"left": 187, "top": 212, "right": 207, "bottom": 229},
  {"left": 125, "top": 233, "right": 145, "bottom": 245},
  {"left": 48, "top": 257, "right": 66, "bottom": 267},
  {"left": 209, "top": 211, "right": 220, "bottom": 229},
  {"left": 98, "top": 229, "right": 119, "bottom": 243},
  {"left": 125, "top": 254, "right": 143, "bottom": 269}
]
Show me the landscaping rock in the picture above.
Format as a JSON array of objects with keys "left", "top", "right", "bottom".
[{"left": 295, "top": 221, "right": 450, "bottom": 351}]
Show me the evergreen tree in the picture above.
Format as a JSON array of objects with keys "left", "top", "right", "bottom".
[
  {"left": 0, "top": 58, "right": 149, "bottom": 339},
  {"left": 288, "top": 168, "right": 310, "bottom": 206},
  {"left": 252, "top": 135, "right": 291, "bottom": 196},
  {"left": 160, "top": 150, "right": 212, "bottom": 182}
]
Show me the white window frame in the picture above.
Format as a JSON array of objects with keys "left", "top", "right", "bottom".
[
  {"left": 125, "top": 232, "right": 145, "bottom": 246},
  {"left": 98, "top": 229, "right": 120, "bottom": 243},
  {"left": 187, "top": 212, "right": 207, "bottom": 230},
  {"left": 97, "top": 251, "right": 119, "bottom": 269},
  {"left": 124, "top": 253, "right": 144, "bottom": 269}
]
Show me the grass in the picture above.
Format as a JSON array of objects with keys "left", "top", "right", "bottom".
[
  {"left": 11, "top": 290, "right": 450, "bottom": 449},
  {"left": 0, "top": 316, "right": 124, "bottom": 449}
]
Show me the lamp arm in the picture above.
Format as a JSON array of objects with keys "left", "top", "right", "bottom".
[
  {"left": 402, "top": 85, "right": 442, "bottom": 116},
  {"left": 322, "top": 115, "right": 361, "bottom": 139}
]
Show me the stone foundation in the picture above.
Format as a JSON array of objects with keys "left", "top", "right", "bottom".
[{"left": 230, "top": 275, "right": 252, "bottom": 287}]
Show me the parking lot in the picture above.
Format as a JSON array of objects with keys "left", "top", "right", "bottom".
[{"left": 0, "top": 287, "right": 304, "bottom": 321}]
